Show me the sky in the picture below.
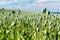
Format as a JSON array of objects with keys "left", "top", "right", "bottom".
[{"left": 0, "top": 0, "right": 60, "bottom": 12}]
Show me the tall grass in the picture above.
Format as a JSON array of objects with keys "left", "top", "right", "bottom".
[{"left": 0, "top": 8, "right": 60, "bottom": 40}]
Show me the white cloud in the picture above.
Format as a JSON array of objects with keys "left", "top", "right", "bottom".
[
  {"left": 34, "top": 0, "right": 60, "bottom": 3},
  {"left": 22, "top": 1, "right": 60, "bottom": 12},
  {"left": 0, "top": 0, "right": 19, "bottom": 5},
  {"left": 35, "top": 0, "right": 47, "bottom": 2},
  {"left": 0, "top": 1, "right": 6, "bottom": 5},
  {"left": 0, "top": 0, "right": 31, "bottom": 5},
  {"left": 0, "top": 0, "right": 60, "bottom": 12}
]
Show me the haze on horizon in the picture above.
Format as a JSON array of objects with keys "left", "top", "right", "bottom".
[{"left": 0, "top": 0, "right": 60, "bottom": 12}]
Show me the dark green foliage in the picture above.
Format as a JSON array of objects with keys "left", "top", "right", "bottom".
[
  {"left": 8, "top": 13, "right": 11, "bottom": 16},
  {"left": 2, "top": 8, "right": 4, "bottom": 10},
  {"left": 2, "top": 12, "right": 4, "bottom": 14},
  {"left": 42, "top": 8, "right": 47, "bottom": 13},
  {"left": 48, "top": 11, "right": 50, "bottom": 15},
  {"left": 18, "top": 10, "right": 21, "bottom": 14},
  {"left": 51, "top": 34, "right": 54, "bottom": 40},
  {"left": 12, "top": 10, "right": 15, "bottom": 14},
  {"left": 56, "top": 31, "right": 58, "bottom": 40}
]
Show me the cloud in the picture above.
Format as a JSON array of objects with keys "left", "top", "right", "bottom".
[
  {"left": 22, "top": 1, "right": 60, "bottom": 12},
  {"left": 0, "top": 0, "right": 18, "bottom": 5},
  {"left": 0, "top": 0, "right": 60, "bottom": 12},
  {"left": 34, "top": 0, "right": 47, "bottom": 2},
  {"left": 0, "top": 0, "right": 32, "bottom": 6},
  {"left": 0, "top": 1, "right": 6, "bottom": 5},
  {"left": 34, "top": 0, "right": 60, "bottom": 3}
]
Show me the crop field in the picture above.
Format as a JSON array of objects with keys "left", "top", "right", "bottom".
[{"left": 0, "top": 8, "right": 60, "bottom": 40}]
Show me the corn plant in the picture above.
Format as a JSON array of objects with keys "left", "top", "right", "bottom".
[{"left": 0, "top": 8, "right": 60, "bottom": 40}]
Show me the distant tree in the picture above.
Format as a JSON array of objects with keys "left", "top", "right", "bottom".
[
  {"left": 12, "top": 10, "right": 15, "bottom": 14},
  {"left": 0, "top": 8, "right": 4, "bottom": 12},
  {"left": 48, "top": 11, "right": 50, "bottom": 15},
  {"left": 1, "top": 8, "right": 4, "bottom": 14},
  {"left": 2, "top": 8, "right": 4, "bottom": 10},
  {"left": 42, "top": 8, "right": 47, "bottom": 13}
]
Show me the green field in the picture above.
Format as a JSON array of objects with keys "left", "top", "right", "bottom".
[{"left": 0, "top": 8, "right": 60, "bottom": 40}]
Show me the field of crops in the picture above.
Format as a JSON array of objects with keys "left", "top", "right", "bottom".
[{"left": 0, "top": 8, "right": 60, "bottom": 40}]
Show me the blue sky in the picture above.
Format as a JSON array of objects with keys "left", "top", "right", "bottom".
[{"left": 0, "top": 0, "right": 60, "bottom": 12}]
